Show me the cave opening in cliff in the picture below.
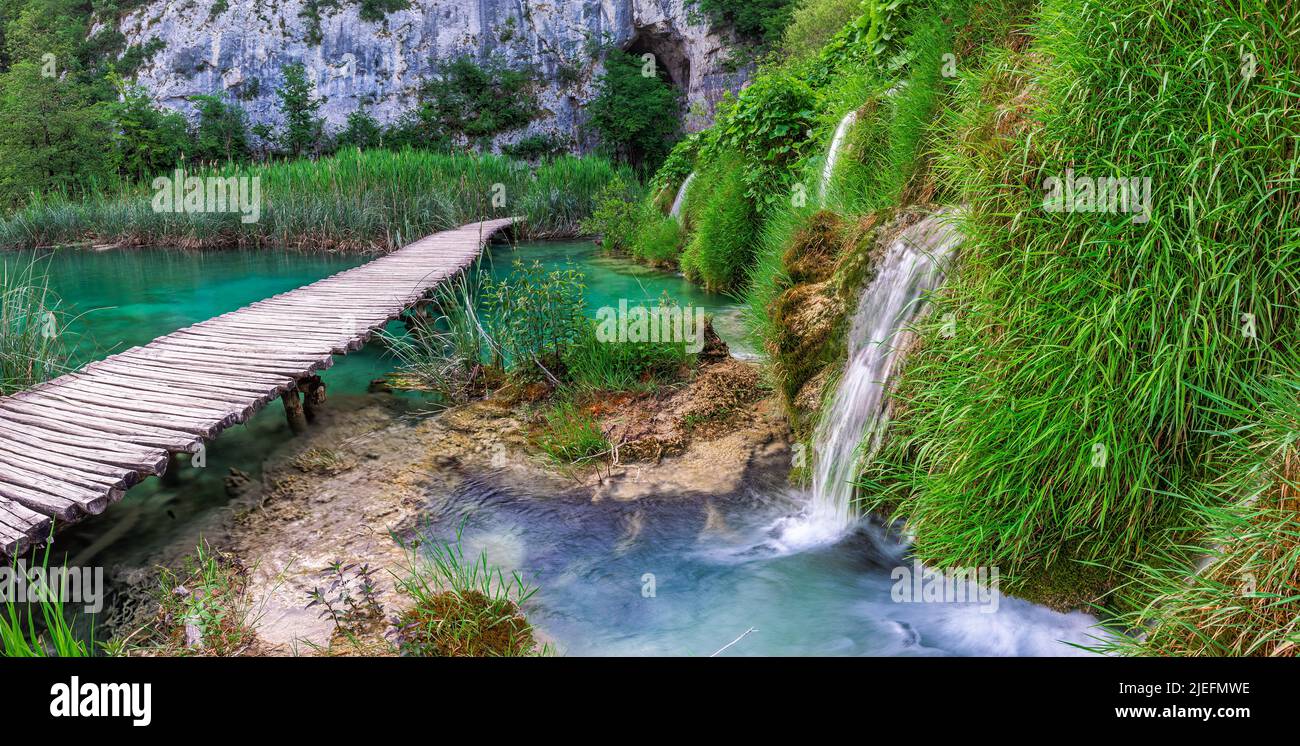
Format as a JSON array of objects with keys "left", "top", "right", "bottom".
[{"left": 624, "top": 27, "right": 690, "bottom": 93}]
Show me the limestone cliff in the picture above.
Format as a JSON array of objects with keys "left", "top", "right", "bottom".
[{"left": 115, "top": 0, "right": 750, "bottom": 149}]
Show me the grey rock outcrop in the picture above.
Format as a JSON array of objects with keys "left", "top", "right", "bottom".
[{"left": 117, "top": 0, "right": 751, "bottom": 149}]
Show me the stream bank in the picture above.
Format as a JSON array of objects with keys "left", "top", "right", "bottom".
[{"left": 105, "top": 345, "right": 790, "bottom": 654}]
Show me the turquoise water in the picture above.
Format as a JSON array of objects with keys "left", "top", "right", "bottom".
[
  {"left": 483, "top": 240, "right": 752, "bottom": 356},
  {"left": 7, "top": 240, "right": 741, "bottom": 567},
  {"left": 5, "top": 242, "right": 1104, "bottom": 655}
]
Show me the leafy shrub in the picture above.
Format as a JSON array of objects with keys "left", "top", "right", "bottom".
[
  {"left": 579, "top": 177, "right": 644, "bottom": 251},
  {"left": 712, "top": 69, "right": 818, "bottom": 212},
  {"left": 481, "top": 261, "right": 588, "bottom": 380},
  {"left": 648, "top": 133, "right": 701, "bottom": 197},
  {"left": 356, "top": 0, "right": 410, "bottom": 22},
  {"left": 782, "top": 0, "right": 865, "bottom": 59},
  {"left": 697, "top": 0, "right": 798, "bottom": 45},
  {"left": 416, "top": 56, "right": 537, "bottom": 143},
  {"left": 337, "top": 109, "right": 383, "bottom": 150},
  {"left": 501, "top": 132, "right": 569, "bottom": 161},
  {"left": 586, "top": 49, "right": 681, "bottom": 171}
]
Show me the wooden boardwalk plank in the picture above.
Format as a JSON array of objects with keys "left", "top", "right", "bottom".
[{"left": 0, "top": 218, "right": 516, "bottom": 556}]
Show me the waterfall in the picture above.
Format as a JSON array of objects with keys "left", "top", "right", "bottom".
[
  {"left": 669, "top": 172, "right": 696, "bottom": 220},
  {"left": 781, "top": 212, "right": 961, "bottom": 547},
  {"left": 819, "top": 110, "right": 858, "bottom": 203}
]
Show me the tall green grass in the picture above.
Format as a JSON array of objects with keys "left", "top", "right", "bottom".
[
  {"left": 868, "top": 0, "right": 1300, "bottom": 579},
  {"left": 1, "top": 549, "right": 93, "bottom": 657},
  {"left": 1096, "top": 376, "right": 1300, "bottom": 656},
  {"left": 680, "top": 151, "right": 759, "bottom": 291},
  {"left": 0, "top": 255, "right": 65, "bottom": 394},
  {"left": 382, "top": 277, "right": 495, "bottom": 403},
  {"left": 393, "top": 527, "right": 545, "bottom": 657},
  {"left": 0, "top": 149, "right": 633, "bottom": 252}
]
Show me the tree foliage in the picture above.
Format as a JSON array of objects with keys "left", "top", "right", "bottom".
[
  {"left": 276, "top": 63, "right": 327, "bottom": 158},
  {"left": 415, "top": 56, "right": 536, "bottom": 144},
  {"left": 586, "top": 49, "right": 680, "bottom": 172},
  {"left": 190, "top": 93, "right": 251, "bottom": 163}
]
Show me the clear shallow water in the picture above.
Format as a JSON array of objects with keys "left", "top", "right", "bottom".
[
  {"left": 8, "top": 241, "right": 741, "bottom": 566},
  {"left": 421, "top": 478, "right": 1108, "bottom": 657},
  {"left": 7, "top": 242, "right": 1102, "bottom": 655},
  {"left": 484, "top": 240, "right": 754, "bottom": 357}
]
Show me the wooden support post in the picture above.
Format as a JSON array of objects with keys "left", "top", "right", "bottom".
[
  {"left": 162, "top": 452, "right": 181, "bottom": 487},
  {"left": 301, "top": 375, "right": 326, "bottom": 423},
  {"left": 282, "top": 389, "right": 308, "bottom": 434}
]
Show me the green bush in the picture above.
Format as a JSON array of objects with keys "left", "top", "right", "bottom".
[
  {"left": 579, "top": 177, "right": 644, "bottom": 251},
  {"left": 712, "top": 69, "right": 819, "bottom": 213},
  {"left": 481, "top": 261, "right": 588, "bottom": 380},
  {"left": 648, "top": 134, "right": 701, "bottom": 197},
  {"left": 680, "top": 154, "right": 758, "bottom": 291},
  {"left": 415, "top": 56, "right": 537, "bottom": 144},
  {"left": 697, "top": 0, "right": 798, "bottom": 46},
  {"left": 630, "top": 215, "right": 685, "bottom": 266},
  {"left": 782, "top": 0, "right": 865, "bottom": 60},
  {"left": 501, "top": 132, "right": 569, "bottom": 162},
  {"left": 586, "top": 49, "right": 681, "bottom": 171},
  {"left": 337, "top": 109, "right": 383, "bottom": 150}
]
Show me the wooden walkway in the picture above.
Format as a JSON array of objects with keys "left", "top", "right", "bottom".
[{"left": 0, "top": 218, "right": 516, "bottom": 557}]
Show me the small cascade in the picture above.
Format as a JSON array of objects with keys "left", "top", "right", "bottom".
[
  {"left": 669, "top": 172, "right": 696, "bottom": 220},
  {"left": 781, "top": 212, "right": 961, "bottom": 548},
  {"left": 819, "top": 110, "right": 858, "bottom": 203}
]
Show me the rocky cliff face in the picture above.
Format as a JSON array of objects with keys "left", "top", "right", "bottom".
[{"left": 116, "top": 0, "right": 750, "bottom": 149}]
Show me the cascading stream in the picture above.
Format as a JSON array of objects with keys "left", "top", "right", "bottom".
[
  {"left": 819, "top": 110, "right": 858, "bottom": 203},
  {"left": 669, "top": 172, "right": 696, "bottom": 220},
  {"left": 781, "top": 212, "right": 960, "bottom": 548}
]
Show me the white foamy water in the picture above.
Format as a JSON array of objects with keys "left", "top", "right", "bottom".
[
  {"left": 669, "top": 172, "right": 696, "bottom": 219},
  {"left": 820, "top": 109, "right": 858, "bottom": 203},
  {"left": 779, "top": 212, "right": 961, "bottom": 549}
]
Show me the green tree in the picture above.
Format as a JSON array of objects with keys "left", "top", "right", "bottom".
[
  {"left": 0, "top": 61, "right": 110, "bottom": 206},
  {"left": 415, "top": 55, "right": 535, "bottom": 144},
  {"left": 276, "top": 63, "right": 326, "bottom": 158},
  {"left": 586, "top": 49, "right": 680, "bottom": 171},
  {"left": 338, "top": 108, "right": 382, "bottom": 149},
  {"left": 696, "top": 0, "right": 797, "bottom": 45},
  {"left": 105, "top": 74, "right": 189, "bottom": 180},
  {"left": 190, "top": 93, "right": 251, "bottom": 163}
]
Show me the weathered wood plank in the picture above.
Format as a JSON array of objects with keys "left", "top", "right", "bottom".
[{"left": 0, "top": 217, "right": 516, "bottom": 557}]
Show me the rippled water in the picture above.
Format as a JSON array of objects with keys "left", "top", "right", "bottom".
[
  {"left": 419, "top": 477, "right": 1107, "bottom": 657},
  {"left": 10, "top": 241, "right": 1104, "bottom": 656}
]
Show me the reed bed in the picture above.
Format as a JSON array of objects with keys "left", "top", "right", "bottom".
[
  {"left": 0, "top": 255, "right": 65, "bottom": 394},
  {"left": 0, "top": 149, "right": 634, "bottom": 252}
]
